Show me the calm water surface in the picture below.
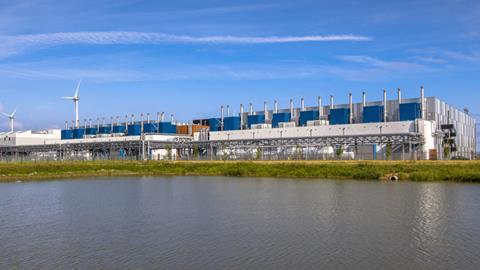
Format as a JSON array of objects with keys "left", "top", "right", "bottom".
[{"left": 0, "top": 176, "right": 479, "bottom": 269}]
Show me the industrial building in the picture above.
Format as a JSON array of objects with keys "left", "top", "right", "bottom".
[{"left": 0, "top": 86, "right": 476, "bottom": 161}]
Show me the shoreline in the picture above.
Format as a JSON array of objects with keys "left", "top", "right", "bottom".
[{"left": 0, "top": 160, "right": 479, "bottom": 183}]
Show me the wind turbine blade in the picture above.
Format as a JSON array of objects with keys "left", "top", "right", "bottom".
[
  {"left": 11, "top": 107, "right": 17, "bottom": 116},
  {"left": 75, "top": 79, "right": 82, "bottom": 98},
  {"left": 1, "top": 112, "right": 10, "bottom": 117},
  {"left": 62, "top": 96, "right": 74, "bottom": 99}
]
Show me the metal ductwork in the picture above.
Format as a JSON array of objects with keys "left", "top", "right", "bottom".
[
  {"left": 290, "top": 99, "right": 294, "bottom": 117},
  {"left": 264, "top": 101, "right": 268, "bottom": 118},
  {"left": 318, "top": 96, "right": 322, "bottom": 117},
  {"left": 349, "top": 93, "right": 353, "bottom": 124},
  {"left": 383, "top": 89, "right": 387, "bottom": 122},
  {"left": 397, "top": 88, "right": 402, "bottom": 105},
  {"left": 220, "top": 105, "right": 224, "bottom": 131},
  {"left": 240, "top": 104, "right": 244, "bottom": 130},
  {"left": 420, "top": 86, "right": 426, "bottom": 120}
]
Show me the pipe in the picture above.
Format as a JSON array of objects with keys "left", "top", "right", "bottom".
[
  {"left": 221, "top": 105, "right": 224, "bottom": 131},
  {"left": 249, "top": 103, "right": 253, "bottom": 115},
  {"left": 146, "top": 113, "right": 150, "bottom": 123},
  {"left": 318, "top": 96, "right": 323, "bottom": 117},
  {"left": 84, "top": 119, "right": 87, "bottom": 129},
  {"left": 125, "top": 115, "right": 128, "bottom": 129},
  {"left": 131, "top": 114, "right": 135, "bottom": 125},
  {"left": 383, "top": 89, "right": 387, "bottom": 122},
  {"left": 274, "top": 100, "right": 278, "bottom": 114},
  {"left": 349, "top": 93, "right": 353, "bottom": 124},
  {"left": 72, "top": 120, "right": 75, "bottom": 129},
  {"left": 264, "top": 101, "right": 268, "bottom": 118},
  {"left": 227, "top": 105, "right": 230, "bottom": 117},
  {"left": 97, "top": 118, "right": 100, "bottom": 129},
  {"left": 362, "top": 91, "right": 366, "bottom": 107},
  {"left": 301, "top": 97, "right": 305, "bottom": 111},
  {"left": 290, "top": 99, "right": 294, "bottom": 117},
  {"left": 240, "top": 104, "right": 244, "bottom": 130},
  {"left": 330, "top": 95, "right": 334, "bottom": 109},
  {"left": 397, "top": 88, "right": 402, "bottom": 105},
  {"left": 161, "top": 112, "right": 165, "bottom": 122},
  {"left": 420, "top": 86, "right": 425, "bottom": 120},
  {"left": 65, "top": 121, "right": 68, "bottom": 129},
  {"left": 89, "top": 118, "right": 92, "bottom": 128},
  {"left": 171, "top": 114, "right": 174, "bottom": 123}
]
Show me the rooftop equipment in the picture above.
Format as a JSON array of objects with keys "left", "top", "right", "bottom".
[
  {"left": 274, "top": 100, "right": 278, "bottom": 113},
  {"left": 223, "top": 116, "right": 241, "bottom": 131},
  {"left": 383, "top": 89, "right": 387, "bottom": 122},
  {"left": 272, "top": 112, "right": 291, "bottom": 128},
  {"left": 349, "top": 93, "right": 353, "bottom": 124},
  {"left": 330, "top": 95, "right": 334, "bottom": 109},
  {"left": 318, "top": 96, "right": 323, "bottom": 118},
  {"left": 240, "top": 104, "right": 244, "bottom": 130},
  {"left": 330, "top": 108, "right": 350, "bottom": 125},
  {"left": 248, "top": 114, "right": 265, "bottom": 128}
]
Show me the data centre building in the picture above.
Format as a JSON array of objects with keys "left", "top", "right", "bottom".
[{"left": 197, "top": 87, "right": 476, "bottom": 160}]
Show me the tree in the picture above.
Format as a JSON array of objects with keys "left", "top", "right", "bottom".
[
  {"left": 386, "top": 142, "right": 392, "bottom": 160},
  {"left": 335, "top": 146, "right": 343, "bottom": 160}
]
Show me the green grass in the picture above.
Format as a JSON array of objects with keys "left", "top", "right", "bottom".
[{"left": 0, "top": 160, "right": 479, "bottom": 183}]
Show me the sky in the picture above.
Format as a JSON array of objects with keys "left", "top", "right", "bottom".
[{"left": 0, "top": 0, "right": 478, "bottom": 145}]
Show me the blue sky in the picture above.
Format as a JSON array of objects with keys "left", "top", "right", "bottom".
[{"left": 0, "top": 0, "right": 478, "bottom": 140}]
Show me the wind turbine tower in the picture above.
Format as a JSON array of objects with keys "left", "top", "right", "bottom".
[
  {"left": 2, "top": 107, "right": 17, "bottom": 133},
  {"left": 62, "top": 80, "right": 81, "bottom": 128}
]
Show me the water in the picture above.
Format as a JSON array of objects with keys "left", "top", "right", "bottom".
[{"left": 0, "top": 177, "right": 479, "bottom": 269}]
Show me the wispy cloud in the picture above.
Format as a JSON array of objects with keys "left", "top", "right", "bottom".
[
  {"left": 0, "top": 31, "right": 371, "bottom": 58},
  {"left": 338, "top": 55, "right": 424, "bottom": 70}
]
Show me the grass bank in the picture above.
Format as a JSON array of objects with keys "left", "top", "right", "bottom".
[{"left": 0, "top": 160, "right": 480, "bottom": 183}]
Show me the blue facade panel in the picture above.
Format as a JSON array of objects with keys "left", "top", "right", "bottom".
[
  {"left": 72, "top": 128, "right": 85, "bottom": 139},
  {"left": 272, "top": 112, "right": 291, "bottom": 128},
  {"left": 330, "top": 108, "right": 350, "bottom": 125},
  {"left": 85, "top": 127, "right": 97, "bottom": 135},
  {"left": 61, "top": 130, "right": 73, "bottom": 140},
  {"left": 127, "top": 124, "right": 141, "bottom": 136},
  {"left": 224, "top": 116, "right": 241, "bottom": 131},
  {"left": 143, "top": 123, "right": 159, "bottom": 133},
  {"left": 400, "top": 103, "right": 421, "bottom": 121},
  {"left": 209, "top": 118, "right": 221, "bottom": 132},
  {"left": 363, "top": 106, "right": 384, "bottom": 123},
  {"left": 247, "top": 115, "right": 265, "bottom": 128},
  {"left": 112, "top": 125, "right": 126, "bottom": 134},
  {"left": 299, "top": 110, "right": 319, "bottom": 126},
  {"left": 159, "top": 122, "right": 176, "bottom": 134},
  {"left": 98, "top": 126, "right": 111, "bottom": 134}
]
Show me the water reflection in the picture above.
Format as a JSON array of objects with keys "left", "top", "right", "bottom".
[{"left": 0, "top": 177, "right": 479, "bottom": 269}]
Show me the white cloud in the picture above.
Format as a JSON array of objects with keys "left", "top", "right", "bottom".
[
  {"left": 0, "top": 31, "right": 371, "bottom": 58},
  {"left": 338, "top": 55, "right": 425, "bottom": 70}
]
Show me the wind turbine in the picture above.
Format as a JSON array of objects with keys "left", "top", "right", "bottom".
[
  {"left": 2, "top": 107, "right": 17, "bottom": 133},
  {"left": 62, "top": 80, "right": 81, "bottom": 128}
]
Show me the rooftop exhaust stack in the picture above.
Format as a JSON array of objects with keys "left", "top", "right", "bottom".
[
  {"left": 274, "top": 100, "right": 278, "bottom": 113},
  {"left": 420, "top": 86, "right": 426, "bottom": 120},
  {"left": 240, "top": 104, "right": 244, "bottom": 130},
  {"left": 161, "top": 112, "right": 165, "bottom": 122},
  {"left": 221, "top": 105, "right": 224, "bottom": 131},
  {"left": 146, "top": 113, "right": 150, "bottom": 123},
  {"left": 226, "top": 105, "right": 230, "bottom": 117},
  {"left": 397, "top": 88, "right": 402, "bottom": 105},
  {"left": 349, "top": 93, "right": 353, "bottom": 124},
  {"left": 383, "top": 89, "right": 387, "bottom": 122},
  {"left": 249, "top": 103, "right": 253, "bottom": 115},
  {"left": 301, "top": 98, "right": 305, "bottom": 111},
  {"left": 125, "top": 115, "right": 129, "bottom": 129},
  {"left": 362, "top": 91, "right": 367, "bottom": 107},
  {"left": 318, "top": 96, "right": 323, "bottom": 117},
  {"left": 264, "top": 101, "right": 268, "bottom": 118},
  {"left": 65, "top": 121, "right": 68, "bottom": 129},
  {"left": 97, "top": 118, "right": 100, "bottom": 129},
  {"left": 330, "top": 95, "right": 334, "bottom": 109},
  {"left": 171, "top": 114, "right": 174, "bottom": 123},
  {"left": 290, "top": 99, "right": 294, "bottom": 118}
]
